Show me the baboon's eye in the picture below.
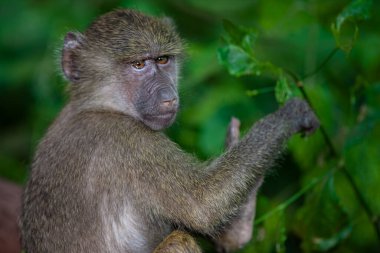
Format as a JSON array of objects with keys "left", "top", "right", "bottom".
[
  {"left": 156, "top": 55, "right": 169, "bottom": 65},
  {"left": 132, "top": 60, "right": 146, "bottom": 69}
]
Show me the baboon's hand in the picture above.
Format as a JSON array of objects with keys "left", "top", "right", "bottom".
[{"left": 280, "top": 98, "right": 320, "bottom": 136}]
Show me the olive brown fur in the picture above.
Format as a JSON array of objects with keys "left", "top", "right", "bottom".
[{"left": 21, "top": 9, "right": 319, "bottom": 253}]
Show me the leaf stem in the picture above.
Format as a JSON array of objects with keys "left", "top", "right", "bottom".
[
  {"left": 294, "top": 79, "right": 380, "bottom": 243},
  {"left": 302, "top": 47, "right": 339, "bottom": 79},
  {"left": 341, "top": 164, "right": 380, "bottom": 240},
  {"left": 255, "top": 174, "right": 325, "bottom": 225}
]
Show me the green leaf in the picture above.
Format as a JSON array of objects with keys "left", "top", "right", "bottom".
[
  {"left": 274, "top": 73, "right": 294, "bottom": 104},
  {"left": 295, "top": 174, "right": 352, "bottom": 251},
  {"left": 222, "top": 19, "right": 245, "bottom": 45},
  {"left": 344, "top": 83, "right": 380, "bottom": 214},
  {"left": 313, "top": 225, "right": 353, "bottom": 251},
  {"left": 246, "top": 87, "right": 274, "bottom": 97},
  {"left": 240, "top": 207, "right": 287, "bottom": 253},
  {"left": 331, "top": 0, "right": 373, "bottom": 53},
  {"left": 218, "top": 20, "right": 266, "bottom": 77},
  {"left": 218, "top": 19, "right": 285, "bottom": 93},
  {"left": 222, "top": 19, "right": 257, "bottom": 55},
  {"left": 217, "top": 45, "right": 261, "bottom": 77},
  {"left": 335, "top": 0, "right": 372, "bottom": 30}
]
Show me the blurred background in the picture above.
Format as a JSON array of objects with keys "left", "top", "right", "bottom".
[{"left": 0, "top": 0, "right": 379, "bottom": 252}]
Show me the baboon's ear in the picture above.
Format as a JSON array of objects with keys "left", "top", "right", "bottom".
[{"left": 61, "top": 32, "right": 85, "bottom": 83}]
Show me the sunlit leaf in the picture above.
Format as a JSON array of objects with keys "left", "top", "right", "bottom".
[
  {"left": 217, "top": 45, "right": 261, "bottom": 77},
  {"left": 274, "top": 73, "right": 294, "bottom": 104},
  {"left": 218, "top": 20, "right": 287, "bottom": 89},
  {"left": 218, "top": 20, "right": 268, "bottom": 77}
]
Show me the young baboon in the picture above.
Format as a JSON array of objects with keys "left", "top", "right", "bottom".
[{"left": 21, "top": 9, "right": 319, "bottom": 253}]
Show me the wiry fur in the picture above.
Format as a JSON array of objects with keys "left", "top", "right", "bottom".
[{"left": 21, "top": 9, "right": 319, "bottom": 253}]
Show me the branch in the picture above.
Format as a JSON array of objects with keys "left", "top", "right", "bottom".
[
  {"left": 291, "top": 78, "right": 380, "bottom": 243},
  {"left": 302, "top": 47, "right": 339, "bottom": 80}
]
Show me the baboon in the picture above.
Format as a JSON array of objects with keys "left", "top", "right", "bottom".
[{"left": 21, "top": 9, "right": 319, "bottom": 253}]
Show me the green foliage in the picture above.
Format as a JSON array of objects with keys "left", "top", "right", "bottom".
[
  {"left": 217, "top": 18, "right": 298, "bottom": 105},
  {"left": 335, "top": 0, "right": 372, "bottom": 29},
  {"left": 244, "top": 208, "right": 287, "bottom": 253},
  {"left": 295, "top": 174, "right": 352, "bottom": 251},
  {"left": 1, "top": 0, "right": 380, "bottom": 252},
  {"left": 216, "top": 0, "right": 380, "bottom": 252},
  {"left": 217, "top": 20, "right": 260, "bottom": 77},
  {"left": 344, "top": 82, "right": 380, "bottom": 214},
  {"left": 274, "top": 73, "right": 296, "bottom": 105},
  {"left": 331, "top": 0, "right": 373, "bottom": 53}
]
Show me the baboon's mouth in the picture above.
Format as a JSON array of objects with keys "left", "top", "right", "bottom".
[{"left": 142, "top": 111, "right": 177, "bottom": 130}]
